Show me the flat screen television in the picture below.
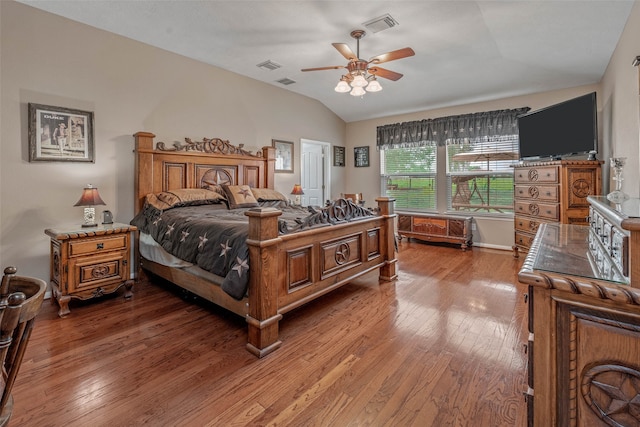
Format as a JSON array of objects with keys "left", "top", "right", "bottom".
[{"left": 517, "top": 92, "right": 598, "bottom": 161}]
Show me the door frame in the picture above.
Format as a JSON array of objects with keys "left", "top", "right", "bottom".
[{"left": 300, "top": 138, "right": 331, "bottom": 204}]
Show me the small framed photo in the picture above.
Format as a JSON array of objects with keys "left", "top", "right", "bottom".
[
  {"left": 28, "top": 103, "right": 95, "bottom": 162},
  {"left": 272, "top": 139, "right": 293, "bottom": 173},
  {"left": 333, "top": 146, "right": 345, "bottom": 167},
  {"left": 354, "top": 146, "right": 370, "bottom": 167}
]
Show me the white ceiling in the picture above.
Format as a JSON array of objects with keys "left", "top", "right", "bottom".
[{"left": 18, "top": 1, "right": 635, "bottom": 122}]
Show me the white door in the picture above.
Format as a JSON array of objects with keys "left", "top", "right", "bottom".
[{"left": 301, "top": 140, "right": 330, "bottom": 206}]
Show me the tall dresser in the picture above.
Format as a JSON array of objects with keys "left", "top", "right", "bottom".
[
  {"left": 513, "top": 160, "right": 602, "bottom": 257},
  {"left": 518, "top": 196, "right": 640, "bottom": 426}
]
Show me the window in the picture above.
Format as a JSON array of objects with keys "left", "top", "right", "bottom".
[
  {"left": 377, "top": 107, "right": 528, "bottom": 216},
  {"left": 381, "top": 145, "right": 436, "bottom": 211},
  {"left": 447, "top": 136, "right": 519, "bottom": 214}
]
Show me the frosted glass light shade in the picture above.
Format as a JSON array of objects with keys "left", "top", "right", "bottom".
[
  {"left": 350, "top": 86, "right": 366, "bottom": 97},
  {"left": 366, "top": 79, "right": 382, "bottom": 92},
  {"left": 334, "top": 80, "right": 350, "bottom": 93},
  {"left": 350, "top": 74, "right": 368, "bottom": 88}
]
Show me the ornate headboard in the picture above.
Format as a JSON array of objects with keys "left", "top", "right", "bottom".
[{"left": 133, "top": 132, "right": 276, "bottom": 214}]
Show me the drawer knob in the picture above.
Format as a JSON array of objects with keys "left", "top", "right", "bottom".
[{"left": 96, "top": 243, "right": 104, "bottom": 250}]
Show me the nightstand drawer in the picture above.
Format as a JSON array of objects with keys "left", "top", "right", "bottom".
[
  {"left": 69, "top": 252, "right": 127, "bottom": 293},
  {"left": 69, "top": 235, "right": 127, "bottom": 257}
]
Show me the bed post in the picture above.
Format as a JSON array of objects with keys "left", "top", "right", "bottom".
[
  {"left": 262, "top": 146, "right": 276, "bottom": 189},
  {"left": 376, "top": 197, "right": 398, "bottom": 282},
  {"left": 133, "top": 132, "right": 156, "bottom": 215},
  {"left": 245, "top": 207, "right": 283, "bottom": 357}
]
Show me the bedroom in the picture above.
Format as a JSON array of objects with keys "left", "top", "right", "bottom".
[{"left": 1, "top": 0, "right": 640, "bottom": 425}]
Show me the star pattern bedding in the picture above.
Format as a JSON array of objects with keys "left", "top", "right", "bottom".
[{"left": 131, "top": 198, "right": 309, "bottom": 300}]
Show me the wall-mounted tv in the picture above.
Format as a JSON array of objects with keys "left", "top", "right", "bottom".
[{"left": 517, "top": 92, "right": 598, "bottom": 161}]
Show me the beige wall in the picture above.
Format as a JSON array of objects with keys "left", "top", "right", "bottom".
[
  {"left": 601, "top": 1, "right": 640, "bottom": 198},
  {"left": 0, "top": 1, "right": 346, "bottom": 281}
]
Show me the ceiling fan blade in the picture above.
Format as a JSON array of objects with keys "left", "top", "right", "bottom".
[
  {"left": 368, "top": 67, "right": 403, "bottom": 81},
  {"left": 301, "top": 65, "right": 345, "bottom": 72},
  {"left": 369, "top": 47, "right": 415, "bottom": 64},
  {"left": 332, "top": 43, "right": 357, "bottom": 61}
]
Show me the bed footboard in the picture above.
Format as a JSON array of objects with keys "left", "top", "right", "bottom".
[{"left": 245, "top": 198, "right": 397, "bottom": 357}]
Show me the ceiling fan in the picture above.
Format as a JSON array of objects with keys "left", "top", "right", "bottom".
[{"left": 301, "top": 30, "right": 415, "bottom": 96}]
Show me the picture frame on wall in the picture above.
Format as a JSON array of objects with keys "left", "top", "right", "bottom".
[
  {"left": 333, "top": 146, "right": 345, "bottom": 167},
  {"left": 354, "top": 146, "right": 370, "bottom": 167},
  {"left": 272, "top": 139, "right": 294, "bottom": 173},
  {"left": 28, "top": 103, "right": 95, "bottom": 162}
]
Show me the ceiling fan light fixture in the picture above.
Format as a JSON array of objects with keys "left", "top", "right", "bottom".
[
  {"left": 350, "top": 86, "right": 366, "bottom": 97},
  {"left": 350, "top": 74, "right": 368, "bottom": 88},
  {"left": 335, "top": 79, "right": 351, "bottom": 93},
  {"left": 366, "top": 79, "right": 382, "bottom": 92}
]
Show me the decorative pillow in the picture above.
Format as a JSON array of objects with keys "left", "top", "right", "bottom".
[
  {"left": 251, "top": 188, "right": 288, "bottom": 202},
  {"left": 221, "top": 184, "right": 260, "bottom": 209},
  {"left": 146, "top": 188, "right": 225, "bottom": 210},
  {"left": 202, "top": 183, "right": 226, "bottom": 197}
]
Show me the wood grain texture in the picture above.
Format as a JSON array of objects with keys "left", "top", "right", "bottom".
[{"left": 10, "top": 242, "right": 528, "bottom": 426}]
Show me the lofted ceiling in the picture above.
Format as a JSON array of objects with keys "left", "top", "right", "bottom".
[{"left": 18, "top": 1, "right": 635, "bottom": 123}]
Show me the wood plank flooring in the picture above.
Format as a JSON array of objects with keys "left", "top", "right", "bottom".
[{"left": 10, "top": 241, "right": 528, "bottom": 426}]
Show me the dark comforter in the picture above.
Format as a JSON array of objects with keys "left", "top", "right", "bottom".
[{"left": 131, "top": 200, "right": 310, "bottom": 300}]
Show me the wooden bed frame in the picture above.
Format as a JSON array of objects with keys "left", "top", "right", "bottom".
[{"left": 133, "top": 132, "right": 398, "bottom": 357}]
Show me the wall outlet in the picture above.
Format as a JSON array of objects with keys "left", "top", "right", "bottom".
[{"left": 472, "top": 222, "right": 477, "bottom": 231}]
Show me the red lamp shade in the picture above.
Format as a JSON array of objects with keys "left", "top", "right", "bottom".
[{"left": 290, "top": 184, "right": 304, "bottom": 196}]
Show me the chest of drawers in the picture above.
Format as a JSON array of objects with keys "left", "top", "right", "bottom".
[{"left": 513, "top": 160, "right": 601, "bottom": 256}]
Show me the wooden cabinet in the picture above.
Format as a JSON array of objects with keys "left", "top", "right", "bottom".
[
  {"left": 513, "top": 160, "right": 602, "bottom": 256},
  {"left": 518, "top": 198, "right": 640, "bottom": 426},
  {"left": 397, "top": 213, "right": 472, "bottom": 250},
  {"left": 45, "top": 223, "right": 137, "bottom": 317}
]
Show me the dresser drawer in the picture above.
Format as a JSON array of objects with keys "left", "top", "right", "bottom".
[
  {"left": 514, "top": 185, "right": 559, "bottom": 202},
  {"left": 515, "top": 216, "right": 544, "bottom": 234},
  {"left": 515, "top": 231, "right": 536, "bottom": 248},
  {"left": 68, "top": 252, "right": 128, "bottom": 293},
  {"left": 69, "top": 234, "right": 128, "bottom": 257},
  {"left": 515, "top": 201, "right": 560, "bottom": 220},
  {"left": 514, "top": 166, "right": 558, "bottom": 183}
]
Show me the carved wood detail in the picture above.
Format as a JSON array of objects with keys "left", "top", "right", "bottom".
[
  {"left": 157, "top": 137, "right": 262, "bottom": 157},
  {"left": 581, "top": 364, "right": 640, "bottom": 426}
]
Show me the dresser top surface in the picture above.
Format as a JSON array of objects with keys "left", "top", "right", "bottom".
[
  {"left": 528, "top": 223, "right": 629, "bottom": 285},
  {"left": 588, "top": 196, "right": 640, "bottom": 219}
]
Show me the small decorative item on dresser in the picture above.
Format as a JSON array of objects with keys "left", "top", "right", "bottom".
[
  {"left": 73, "top": 184, "right": 106, "bottom": 227},
  {"left": 606, "top": 157, "right": 629, "bottom": 203}
]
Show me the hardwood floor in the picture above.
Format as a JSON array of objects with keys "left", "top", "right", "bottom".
[{"left": 10, "top": 241, "right": 528, "bottom": 426}]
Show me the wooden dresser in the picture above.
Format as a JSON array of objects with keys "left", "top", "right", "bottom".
[
  {"left": 518, "top": 196, "right": 640, "bottom": 426},
  {"left": 513, "top": 160, "right": 602, "bottom": 257}
]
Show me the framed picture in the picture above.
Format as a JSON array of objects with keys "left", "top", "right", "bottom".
[
  {"left": 354, "top": 146, "right": 370, "bottom": 167},
  {"left": 272, "top": 139, "right": 293, "bottom": 173},
  {"left": 28, "top": 103, "right": 95, "bottom": 162},
  {"left": 333, "top": 146, "right": 345, "bottom": 167}
]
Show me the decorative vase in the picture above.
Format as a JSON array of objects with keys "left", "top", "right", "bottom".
[{"left": 606, "top": 157, "right": 629, "bottom": 203}]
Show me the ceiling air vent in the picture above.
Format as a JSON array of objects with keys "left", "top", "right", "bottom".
[
  {"left": 257, "top": 60, "right": 282, "bottom": 71},
  {"left": 276, "top": 78, "right": 296, "bottom": 86},
  {"left": 363, "top": 14, "right": 398, "bottom": 33}
]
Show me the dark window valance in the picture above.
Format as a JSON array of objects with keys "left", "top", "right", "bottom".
[{"left": 376, "top": 107, "right": 531, "bottom": 148}]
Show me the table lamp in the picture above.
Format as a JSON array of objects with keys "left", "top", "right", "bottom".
[
  {"left": 74, "top": 184, "right": 106, "bottom": 227},
  {"left": 291, "top": 184, "right": 304, "bottom": 205}
]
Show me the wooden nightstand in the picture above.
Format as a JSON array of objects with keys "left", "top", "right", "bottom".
[{"left": 44, "top": 223, "right": 137, "bottom": 317}]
